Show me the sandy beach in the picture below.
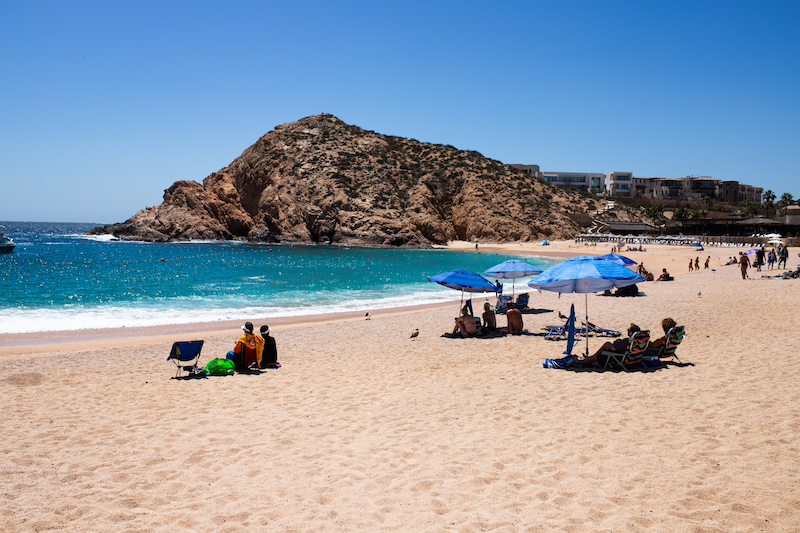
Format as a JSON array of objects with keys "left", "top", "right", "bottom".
[{"left": 2, "top": 241, "right": 799, "bottom": 532}]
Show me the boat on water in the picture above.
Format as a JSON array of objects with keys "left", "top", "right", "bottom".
[{"left": 0, "top": 226, "right": 15, "bottom": 253}]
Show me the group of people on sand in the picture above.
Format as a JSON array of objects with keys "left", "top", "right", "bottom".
[
  {"left": 729, "top": 245, "right": 789, "bottom": 280},
  {"left": 688, "top": 256, "right": 711, "bottom": 271},
  {"left": 546, "top": 317, "right": 680, "bottom": 369},
  {"left": 611, "top": 244, "right": 646, "bottom": 253},
  {"left": 227, "top": 321, "right": 280, "bottom": 371},
  {"left": 452, "top": 300, "right": 525, "bottom": 337}
]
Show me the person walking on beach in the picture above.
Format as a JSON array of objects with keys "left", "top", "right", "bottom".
[
  {"left": 755, "top": 247, "right": 765, "bottom": 272},
  {"left": 689, "top": 258, "right": 694, "bottom": 272},
  {"left": 778, "top": 245, "right": 788, "bottom": 269},
  {"left": 694, "top": 257, "right": 700, "bottom": 270},
  {"left": 739, "top": 252, "right": 750, "bottom": 280},
  {"left": 704, "top": 256, "right": 710, "bottom": 269}
]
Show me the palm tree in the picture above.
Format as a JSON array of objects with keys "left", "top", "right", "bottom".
[
  {"left": 779, "top": 192, "right": 795, "bottom": 208},
  {"left": 741, "top": 199, "right": 758, "bottom": 218},
  {"left": 762, "top": 190, "right": 775, "bottom": 217}
]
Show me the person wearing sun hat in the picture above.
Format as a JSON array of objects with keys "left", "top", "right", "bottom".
[
  {"left": 258, "top": 325, "right": 280, "bottom": 368},
  {"left": 228, "top": 321, "right": 265, "bottom": 371}
]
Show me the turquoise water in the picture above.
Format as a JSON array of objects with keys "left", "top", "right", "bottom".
[{"left": 0, "top": 222, "right": 558, "bottom": 333}]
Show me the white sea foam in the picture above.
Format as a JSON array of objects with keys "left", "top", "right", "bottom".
[{"left": 0, "top": 287, "right": 471, "bottom": 333}]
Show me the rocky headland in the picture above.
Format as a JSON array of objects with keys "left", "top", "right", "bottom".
[{"left": 89, "top": 114, "right": 615, "bottom": 246}]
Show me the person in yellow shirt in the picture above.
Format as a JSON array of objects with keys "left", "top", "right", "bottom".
[{"left": 228, "top": 322, "right": 265, "bottom": 371}]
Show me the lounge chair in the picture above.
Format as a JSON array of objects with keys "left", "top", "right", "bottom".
[
  {"left": 583, "top": 320, "right": 622, "bottom": 337},
  {"left": 651, "top": 326, "right": 686, "bottom": 363},
  {"left": 602, "top": 330, "right": 650, "bottom": 371},
  {"left": 167, "top": 340, "right": 205, "bottom": 378},
  {"left": 495, "top": 294, "right": 513, "bottom": 314},
  {"left": 515, "top": 293, "right": 530, "bottom": 311}
]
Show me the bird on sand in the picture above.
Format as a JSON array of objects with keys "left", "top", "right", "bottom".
[
  {"left": 558, "top": 311, "right": 568, "bottom": 320},
  {"left": 410, "top": 328, "right": 419, "bottom": 340},
  {"left": 365, "top": 312, "right": 371, "bottom": 320}
]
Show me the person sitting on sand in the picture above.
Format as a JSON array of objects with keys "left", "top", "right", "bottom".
[
  {"left": 570, "top": 323, "right": 640, "bottom": 368},
  {"left": 453, "top": 306, "right": 479, "bottom": 337},
  {"left": 229, "top": 322, "right": 265, "bottom": 371},
  {"left": 258, "top": 325, "right": 280, "bottom": 368},
  {"left": 482, "top": 302, "right": 497, "bottom": 331},
  {"left": 657, "top": 268, "right": 672, "bottom": 281},
  {"left": 648, "top": 317, "right": 677, "bottom": 355},
  {"left": 506, "top": 302, "right": 524, "bottom": 335}
]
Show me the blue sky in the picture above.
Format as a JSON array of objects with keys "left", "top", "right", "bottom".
[{"left": 2, "top": 0, "right": 798, "bottom": 223}]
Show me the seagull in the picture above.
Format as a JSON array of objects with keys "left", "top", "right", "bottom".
[
  {"left": 365, "top": 312, "right": 371, "bottom": 320},
  {"left": 558, "top": 311, "right": 568, "bottom": 320},
  {"left": 410, "top": 328, "right": 419, "bottom": 340}
]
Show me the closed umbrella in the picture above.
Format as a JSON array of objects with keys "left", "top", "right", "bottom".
[
  {"left": 528, "top": 257, "right": 645, "bottom": 356},
  {"left": 483, "top": 259, "right": 543, "bottom": 297}
]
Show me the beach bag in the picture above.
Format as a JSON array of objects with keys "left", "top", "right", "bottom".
[{"left": 202, "top": 357, "right": 236, "bottom": 375}]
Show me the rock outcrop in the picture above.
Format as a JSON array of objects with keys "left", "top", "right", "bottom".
[{"left": 89, "top": 114, "right": 601, "bottom": 246}]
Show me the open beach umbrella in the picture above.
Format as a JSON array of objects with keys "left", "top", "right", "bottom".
[
  {"left": 745, "top": 248, "right": 759, "bottom": 255},
  {"left": 428, "top": 269, "right": 499, "bottom": 310},
  {"left": 528, "top": 257, "right": 645, "bottom": 356},
  {"left": 596, "top": 253, "right": 637, "bottom": 266},
  {"left": 483, "top": 259, "right": 543, "bottom": 297}
]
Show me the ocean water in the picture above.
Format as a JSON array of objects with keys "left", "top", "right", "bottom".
[{"left": 0, "top": 221, "right": 558, "bottom": 334}]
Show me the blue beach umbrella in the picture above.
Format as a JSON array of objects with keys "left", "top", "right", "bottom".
[
  {"left": 528, "top": 257, "right": 645, "bottom": 356},
  {"left": 483, "top": 259, "right": 543, "bottom": 297},
  {"left": 428, "top": 269, "right": 500, "bottom": 310},
  {"left": 596, "top": 253, "right": 637, "bottom": 266}
]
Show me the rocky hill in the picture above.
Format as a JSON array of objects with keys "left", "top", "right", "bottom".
[{"left": 89, "top": 114, "right": 603, "bottom": 246}]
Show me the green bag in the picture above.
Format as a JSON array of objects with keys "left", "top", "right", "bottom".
[{"left": 202, "top": 357, "right": 236, "bottom": 376}]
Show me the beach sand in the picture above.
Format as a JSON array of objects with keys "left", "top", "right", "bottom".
[{"left": 2, "top": 242, "right": 799, "bottom": 532}]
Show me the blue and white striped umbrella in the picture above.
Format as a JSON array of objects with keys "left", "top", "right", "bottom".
[
  {"left": 596, "top": 253, "right": 637, "bottom": 266},
  {"left": 528, "top": 256, "right": 644, "bottom": 294},
  {"left": 528, "top": 257, "right": 645, "bottom": 355},
  {"left": 484, "top": 259, "right": 543, "bottom": 297}
]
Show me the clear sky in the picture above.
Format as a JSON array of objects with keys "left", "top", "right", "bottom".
[{"left": 2, "top": 0, "right": 798, "bottom": 223}]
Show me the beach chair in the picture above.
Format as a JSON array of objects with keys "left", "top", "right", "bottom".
[
  {"left": 495, "top": 294, "right": 513, "bottom": 314},
  {"left": 167, "top": 340, "right": 205, "bottom": 378},
  {"left": 515, "top": 293, "right": 530, "bottom": 311},
  {"left": 602, "top": 330, "right": 650, "bottom": 372},
  {"left": 583, "top": 320, "right": 622, "bottom": 337},
  {"left": 651, "top": 326, "right": 685, "bottom": 364}
]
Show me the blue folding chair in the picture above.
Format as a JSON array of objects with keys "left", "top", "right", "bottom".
[
  {"left": 515, "top": 293, "right": 530, "bottom": 311},
  {"left": 167, "top": 340, "right": 205, "bottom": 378},
  {"left": 495, "top": 294, "right": 513, "bottom": 314}
]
